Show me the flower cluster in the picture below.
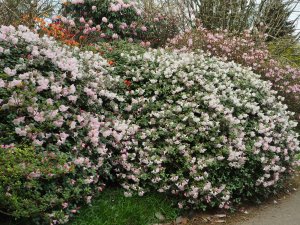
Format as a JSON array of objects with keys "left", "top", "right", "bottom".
[
  {"left": 166, "top": 25, "right": 300, "bottom": 120},
  {"left": 0, "top": 25, "right": 137, "bottom": 224},
  {"left": 111, "top": 49, "right": 300, "bottom": 210}
]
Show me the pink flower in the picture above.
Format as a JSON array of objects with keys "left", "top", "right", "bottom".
[
  {"left": 13, "top": 117, "right": 25, "bottom": 125},
  {"left": 141, "top": 26, "right": 147, "bottom": 32},
  {"left": 33, "top": 139, "right": 44, "bottom": 146},
  {"left": 108, "top": 23, "right": 114, "bottom": 29},
  {"left": 57, "top": 132, "right": 69, "bottom": 145},
  {"left": 62, "top": 202, "right": 69, "bottom": 209},
  {"left": 79, "top": 17, "right": 85, "bottom": 23},
  {"left": 28, "top": 171, "right": 41, "bottom": 179},
  {"left": 110, "top": 4, "right": 121, "bottom": 12},
  {"left": 92, "top": 5, "right": 97, "bottom": 11},
  {"left": 136, "top": 9, "right": 142, "bottom": 15},
  {"left": 154, "top": 17, "right": 159, "bottom": 22},
  {"left": 86, "top": 196, "right": 92, "bottom": 204},
  {"left": 15, "top": 127, "right": 27, "bottom": 136},
  {"left": 53, "top": 118, "right": 63, "bottom": 127},
  {"left": 74, "top": 157, "right": 85, "bottom": 165},
  {"left": 112, "top": 33, "right": 118, "bottom": 39},
  {"left": 0, "top": 79, "right": 5, "bottom": 87},
  {"left": 130, "top": 22, "right": 137, "bottom": 29},
  {"left": 140, "top": 41, "right": 145, "bottom": 47},
  {"left": 8, "top": 79, "right": 22, "bottom": 88},
  {"left": 119, "top": 22, "right": 128, "bottom": 30},
  {"left": 178, "top": 202, "right": 183, "bottom": 209},
  {"left": 59, "top": 105, "right": 69, "bottom": 112},
  {"left": 70, "top": 209, "right": 77, "bottom": 213},
  {"left": 46, "top": 98, "right": 53, "bottom": 105},
  {"left": 70, "top": 121, "right": 76, "bottom": 129},
  {"left": 102, "top": 17, "right": 108, "bottom": 23},
  {"left": 128, "top": 38, "right": 133, "bottom": 43},
  {"left": 37, "top": 78, "right": 49, "bottom": 92},
  {"left": 77, "top": 115, "right": 84, "bottom": 123},
  {"left": 34, "top": 112, "right": 45, "bottom": 122},
  {"left": 68, "top": 95, "right": 78, "bottom": 102},
  {"left": 4, "top": 67, "right": 17, "bottom": 76},
  {"left": 69, "top": 20, "right": 75, "bottom": 27}
]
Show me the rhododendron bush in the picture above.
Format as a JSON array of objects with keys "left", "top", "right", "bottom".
[
  {"left": 111, "top": 49, "right": 300, "bottom": 209},
  {"left": 52, "top": 0, "right": 177, "bottom": 47},
  {"left": 61, "top": 0, "right": 141, "bottom": 42},
  {"left": 0, "top": 25, "right": 137, "bottom": 224},
  {"left": 166, "top": 25, "right": 300, "bottom": 121},
  {"left": 0, "top": 24, "right": 300, "bottom": 224}
]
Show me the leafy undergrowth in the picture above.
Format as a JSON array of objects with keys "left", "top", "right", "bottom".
[{"left": 0, "top": 188, "right": 178, "bottom": 225}]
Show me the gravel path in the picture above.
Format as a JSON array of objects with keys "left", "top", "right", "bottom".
[{"left": 238, "top": 190, "right": 300, "bottom": 225}]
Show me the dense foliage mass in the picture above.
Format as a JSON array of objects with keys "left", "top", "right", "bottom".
[
  {"left": 0, "top": 25, "right": 299, "bottom": 224},
  {"left": 167, "top": 25, "right": 300, "bottom": 121},
  {"left": 110, "top": 49, "right": 300, "bottom": 209},
  {"left": 0, "top": 25, "right": 137, "bottom": 224}
]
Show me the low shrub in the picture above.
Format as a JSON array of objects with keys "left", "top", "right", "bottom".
[
  {"left": 110, "top": 49, "right": 300, "bottom": 210},
  {"left": 0, "top": 25, "right": 136, "bottom": 224},
  {"left": 0, "top": 145, "right": 69, "bottom": 219}
]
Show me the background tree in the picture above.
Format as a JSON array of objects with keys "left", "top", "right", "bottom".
[
  {"left": 197, "top": 0, "right": 256, "bottom": 32},
  {"left": 0, "top": 0, "right": 59, "bottom": 27},
  {"left": 258, "top": 0, "right": 297, "bottom": 41}
]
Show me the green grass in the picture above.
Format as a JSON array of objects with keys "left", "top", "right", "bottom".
[
  {"left": 0, "top": 188, "right": 178, "bottom": 225},
  {"left": 67, "top": 188, "right": 178, "bottom": 225}
]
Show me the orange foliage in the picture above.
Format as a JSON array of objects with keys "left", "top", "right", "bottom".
[{"left": 35, "top": 18, "right": 79, "bottom": 46}]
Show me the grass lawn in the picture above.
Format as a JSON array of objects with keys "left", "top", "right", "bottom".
[
  {"left": 68, "top": 188, "right": 178, "bottom": 225},
  {"left": 0, "top": 188, "right": 178, "bottom": 225}
]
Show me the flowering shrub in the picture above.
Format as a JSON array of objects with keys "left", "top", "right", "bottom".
[
  {"left": 135, "top": 5, "right": 179, "bottom": 47},
  {"left": 59, "top": 0, "right": 148, "bottom": 45},
  {"left": 166, "top": 26, "right": 300, "bottom": 120},
  {"left": 1, "top": 24, "right": 299, "bottom": 223},
  {"left": 46, "top": 0, "right": 178, "bottom": 47},
  {"left": 110, "top": 49, "right": 300, "bottom": 210},
  {"left": 36, "top": 17, "right": 79, "bottom": 46},
  {"left": 0, "top": 25, "right": 137, "bottom": 224}
]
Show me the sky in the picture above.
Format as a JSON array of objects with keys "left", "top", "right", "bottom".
[{"left": 290, "top": 2, "right": 300, "bottom": 33}]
